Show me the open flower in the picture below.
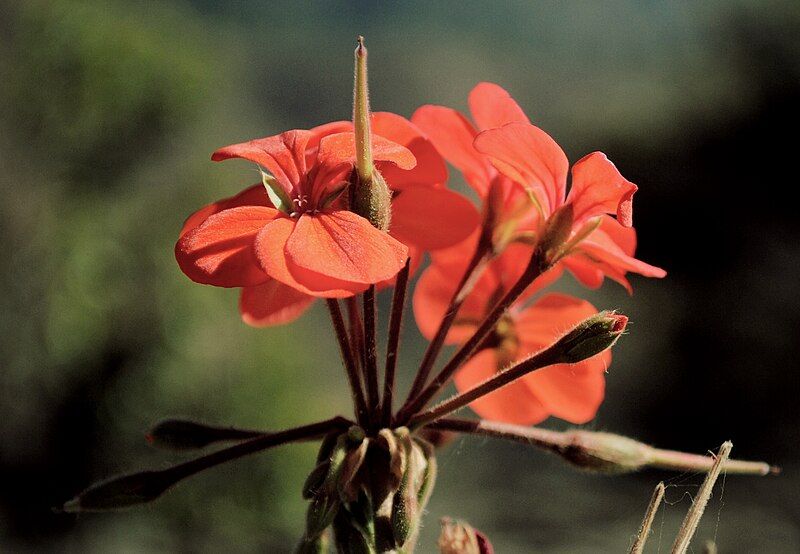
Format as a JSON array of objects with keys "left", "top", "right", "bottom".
[
  {"left": 177, "top": 114, "right": 479, "bottom": 326},
  {"left": 414, "top": 82, "right": 665, "bottom": 291},
  {"left": 414, "top": 244, "right": 608, "bottom": 425},
  {"left": 177, "top": 128, "right": 411, "bottom": 297},
  {"left": 412, "top": 83, "right": 535, "bottom": 253}
]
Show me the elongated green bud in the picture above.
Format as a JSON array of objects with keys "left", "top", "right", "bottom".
[
  {"left": 353, "top": 36, "right": 373, "bottom": 182},
  {"left": 305, "top": 435, "right": 348, "bottom": 538},
  {"left": 350, "top": 36, "right": 392, "bottom": 231}
]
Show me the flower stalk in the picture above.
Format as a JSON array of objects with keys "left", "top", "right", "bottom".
[
  {"left": 426, "top": 418, "right": 776, "bottom": 475},
  {"left": 63, "top": 417, "right": 351, "bottom": 513},
  {"left": 399, "top": 248, "right": 550, "bottom": 422},
  {"left": 406, "top": 240, "right": 493, "bottom": 401},
  {"left": 327, "top": 299, "right": 369, "bottom": 426},
  {"left": 382, "top": 258, "right": 411, "bottom": 426},
  {"left": 363, "top": 285, "right": 381, "bottom": 426}
]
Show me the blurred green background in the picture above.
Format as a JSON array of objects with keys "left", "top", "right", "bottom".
[{"left": 2, "top": 1, "right": 799, "bottom": 551}]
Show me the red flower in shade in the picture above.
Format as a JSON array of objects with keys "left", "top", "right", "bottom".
[
  {"left": 177, "top": 114, "right": 479, "bottom": 326},
  {"left": 413, "top": 82, "right": 665, "bottom": 291},
  {"left": 412, "top": 83, "right": 536, "bottom": 251},
  {"left": 414, "top": 244, "right": 608, "bottom": 425}
]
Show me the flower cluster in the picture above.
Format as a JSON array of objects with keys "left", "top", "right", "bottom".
[{"left": 64, "top": 38, "right": 774, "bottom": 554}]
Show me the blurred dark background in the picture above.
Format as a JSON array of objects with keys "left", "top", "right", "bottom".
[{"left": 1, "top": 1, "right": 798, "bottom": 551}]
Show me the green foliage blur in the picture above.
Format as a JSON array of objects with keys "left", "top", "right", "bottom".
[{"left": 1, "top": 0, "right": 798, "bottom": 552}]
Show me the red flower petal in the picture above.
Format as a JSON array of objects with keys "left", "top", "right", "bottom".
[
  {"left": 474, "top": 122, "right": 569, "bottom": 216},
  {"left": 390, "top": 186, "right": 480, "bottom": 250},
  {"left": 454, "top": 349, "right": 550, "bottom": 425},
  {"left": 316, "top": 132, "right": 416, "bottom": 171},
  {"left": 175, "top": 206, "right": 278, "bottom": 287},
  {"left": 284, "top": 211, "right": 408, "bottom": 285},
  {"left": 579, "top": 229, "right": 666, "bottom": 279},
  {"left": 212, "top": 130, "right": 313, "bottom": 197},
  {"left": 522, "top": 354, "right": 608, "bottom": 424},
  {"left": 308, "top": 121, "right": 353, "bottom": 151},
  {"left": 412, "top": 261, "right": 488, "bottom": 344},
  {"left": 239, "top": 280, "right": 315, "bottom": 327},
  {"left": 567, "top": 152, "right": 637, "bottom": 227},
  {"left": 411, "top": 105, "right": 491, "bottom": 195},
  {"left": 597, "top": 215, "right": 636, "bottom": 256},
  {"left": 254, "top": 217, "right": 360, "bottom": 298},
  {"left": 180, "top": 184, "right": 270, "bottom": 237},
  {"left": 562, "top": 256, "right": 605, "bottom": 289},
  {"left": 514, "top": 293, "right": 599, "bottom": 346},
  {"left": 372, "top": 112, "right": 448, "bottom": 189},
  {"left": 468, "top": 82, "right": 529, "bottom": 130}
]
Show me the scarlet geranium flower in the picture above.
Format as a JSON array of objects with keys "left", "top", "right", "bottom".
[
  {"left": 413, "top": 245, "right": 608, "bottom": 425},
  {"left": 412, "top": 83, "right": 535, "bottom": 252},
  {"left": 413, "top": 82, "right": 665, "bottom": 291},
  {"left": 177, "top": 114, "right": 479, "bottom": 326}
]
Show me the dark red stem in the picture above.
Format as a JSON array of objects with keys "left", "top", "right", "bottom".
[
  {"left": 398, "top": 249, "right": 546, "bottom": 423},
  {"left": 381, "top": 258, "right": 410, "bottom": 426},
  {"left": 326, "top": 299, "right": 369, "bottom": 426}
]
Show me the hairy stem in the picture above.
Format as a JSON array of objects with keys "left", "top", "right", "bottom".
[
  {"left": 409, "top": 342, "right": 562, "bottom": 428},
  {"left": 630, "top": 482, "right": 665, "bottom": 554},
  {"left": 327, "top": 299, "right": 369, "bottom": 426},
  {"left": 399, "top": 250, "right": 546, "bottom": 422},
  {"left": 63, "top": 417, "right": 351, "bottom": 512},
  {"left": 362, "top": 285, "right": 380, "bottom": 425},
  {"left": 345, "top": 296, "right": 366, "bottom": 375},
  {"left": 405, "top": 244, "right": 491, "bottom": 402},
  {"left": 671, "top": 442, "right": 732, "bottom": 554},
  {"left": 382, "top": 258, "right": 410, "bottom": 426}
]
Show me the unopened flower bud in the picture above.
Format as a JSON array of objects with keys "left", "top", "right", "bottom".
[
  {"left": 392, "top": 438, "right": 434, "bottom": 548},
  {"left": 304, "top": 435, "right": 348, "bottom": 538},
  {"left": 62, "top": 470, "right": 175, "bottom": 512},
  {"left": 145, "top": 419, "right": 259, "bottom": 450},
  {"left": 555, "top": 311, "right": 628, "bottom": 363},
  {"left": 560, "top": 430, "right": 652, "bottom": 473},
  {"left": 415, "top": 438, "right": 437, "bottom": 510},
  {"left": 438, "top": 518, "right": 494, "bottom": 554}
]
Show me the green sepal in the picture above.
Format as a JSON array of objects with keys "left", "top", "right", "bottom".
[{"left": 260, "top": 168, "right": 293, "bottom": 214}]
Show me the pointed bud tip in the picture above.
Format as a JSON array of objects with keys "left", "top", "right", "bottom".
[
  {"left": 557, "top": 311, "right": 630, "bottom": 363},
  {"left": 611, "top": 314, "right": 628, "bottom": 333},
  {"left": 356, "top": 36, "right": 366, "bottom": 55}
]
